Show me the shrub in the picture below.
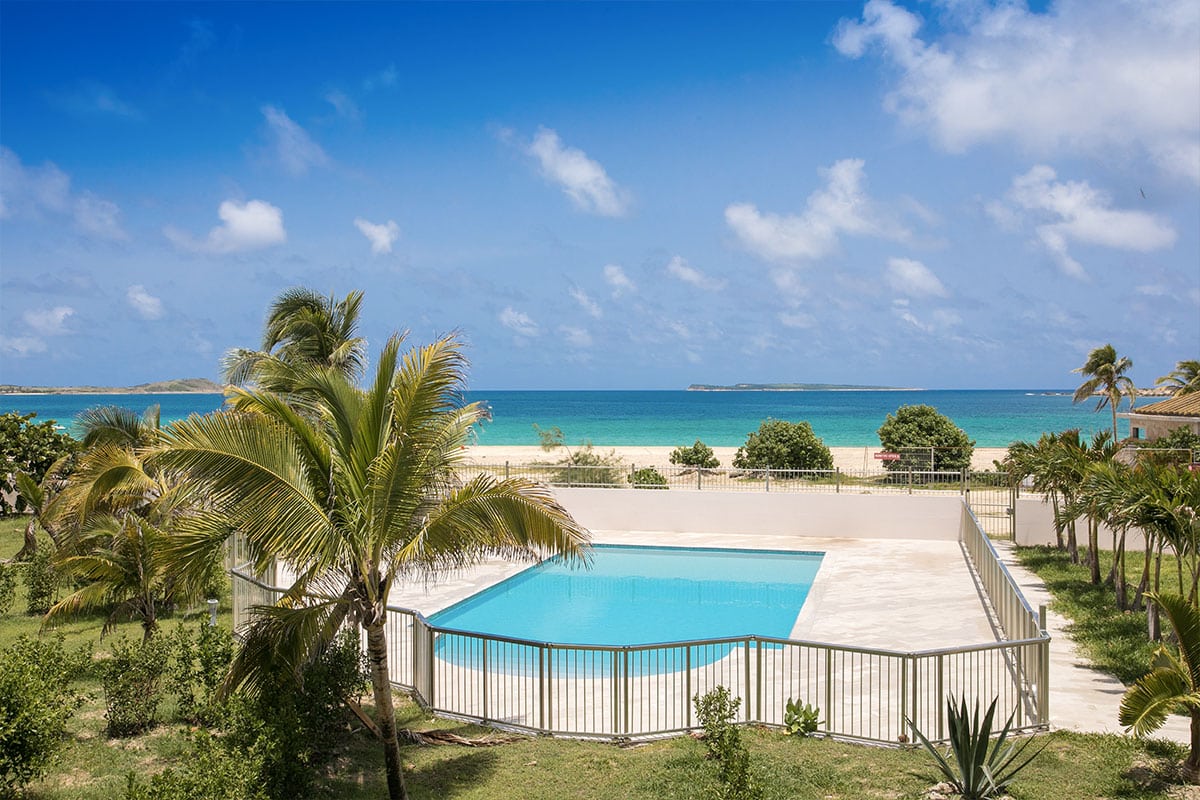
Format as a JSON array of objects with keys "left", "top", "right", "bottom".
[
  {"left": 103, "top": 636, "right": 171, "bottom": 736},
  {"left": 909, "top": 695, "right": 1044, "bottom": 800},
  {"left": 693, "top": 686, "right": 760, "bottom": 800},
  {"left": 24, "top": 547, "right": 57, "bottom": 615},
  {"left": 167, "top": 622, "right": 234, "bottom": 725},
  {"left": 877, "top": 404, "right": 974, "bottom": 472},
  {"left": 121, "top": 729, "right": 268, "bottom": 800},
  {"left": 0, "top": 561, "right": 16, "bottom": 614},
  {"left": 630, "top": 467, "right": 668, "bottom": 489},
  {"left": 670, "top": 440, "right": 720, "bottom": 469},
  {"left": 1136, "top": 426, "right": 1200, "bottom": 465},
  {"left": 732, "top": 420, "right": 833, "bottom": 472},
  {"left": 783, "top": 698, "right": 822, "bottom": 737},
  {"left": 0, "top": 411, "right": 78, "bottom": 515},
  {"left": 0, "top": 635, "right": 90, "bottom": 792}
]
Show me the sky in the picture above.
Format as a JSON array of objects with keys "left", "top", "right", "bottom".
[{"left": 0, "top": 0, "right": 1197, "bottom": 391}]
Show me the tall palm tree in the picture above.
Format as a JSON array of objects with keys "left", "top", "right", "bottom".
[
  {"left": 1156, "top": 359, "right": 1200, "bottom": 397},
  {"left": 222, "top": 287, "right": 367, "bottom": 393},
  {"left": 1072, "top": 344, "right": 1136, "bottom": 442},
  {"left": 154, "top": 334, "right": 590, "bottom": 800},
  {"left": 1120, "top": 592, "right": 1200, "bottom": 782}
]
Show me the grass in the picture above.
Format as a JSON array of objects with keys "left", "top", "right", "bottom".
[
  {"left": 1014, "top": 544, "right": 1179, "bottom": 685},
  {"left": 2, "top": 516, "right": 1194, "bottom": 799}
]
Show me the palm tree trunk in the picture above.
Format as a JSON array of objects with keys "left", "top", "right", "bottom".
[
  {"left": 1150, "top": 551, "right": 1163, "bottom": 641},
  {"left": 1088, "top": 518, "right": 1101, "bottom": 584},
  {"left": 366, "top": 619, "right": 408, "bottom": 800},
  {"left": 15, "top": 517, "right": 38, "bottom": 560},
  {"left": 142, "top": 597, "right": 157, "bottom": 643},
  {"left": 1187, "top": 709, "right": 1200, "bottom": 784},
  {"left": 1114, "top": 530, "right": 1127, "bottom": 610},
  {"left": 1067, "top": 518, "right": 1079, "bottom": 565},
  {"left": 1051, "top": 495, "right": 1064, "bottom": 550}
]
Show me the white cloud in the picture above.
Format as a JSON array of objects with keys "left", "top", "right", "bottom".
[
  {"left": 23, "top": 306, "right": 74, "bottom": 336},
  {"left": 666, "top": 255, "right": 725, "bottom": 290},
  {"left": 0, "top": 336, "right": 47, "bottom": 357},
  {"left": 991, "top": 165, "right": 1177, "bottom": 279},
  {"left": 771, "top": 270, "right": 810, "bottom": 306},
  {"left": 834, "top": 0, "right": 1200, "bottom": 183},
  {"left": 778, "top": 311, "right": 816, "bottom": 329},
  {"left": 559, "top": 325, "right": 593, "bottom": 348},
  {"left": 126, "top": 285, "right": 164, "bottom": 320},
  {"left": 499, "top": 307, "right": 539, "bottom": 337},
  {"left": 324, "top": 90, "right": 360, "bottom": 121},
  {"left": 0, "top": 147, "right": 127, "bottom": 239},
  {"left": 885, "top": 257, "right": 948, "bottom": 298},
  {"left": 164, "top": 198, "right": 287, "bottom": 254},
  {"left": 568, "top": 286, "right": 602, "bottom": 318},
  {"left": 261, "top": 105, "right": 329, "bottom": 176},
  {"left": 525, "top": 127, "right": 630, "bottom": 216},
  {"left": 603, "top": 264, "right": 636, "bottom": 297},
  {"left": 1135, "top": 284, "right": 1170, "bottom": 297},
  {"left": 725, "top": 159, "right": 908, "bottom": 262},
  {"left": 353, "top": 218, "right": 400, "bottom": 254}
]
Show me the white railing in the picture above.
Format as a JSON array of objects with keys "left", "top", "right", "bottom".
[{"left": 230, "top": 513, "right": 1050, "bottom": 744}]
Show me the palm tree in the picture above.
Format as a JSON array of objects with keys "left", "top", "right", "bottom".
[
  {"left": 1072, "top": 344, "right": 1136, "bottom": 442},
  {"left": 1063, "top": 431, "right": 1119, "bottom": 584},
  {"left": 154, "top": 334, "right": 590, "bottom": 800},
  {"left": 1157, "top": 359, "right": 1200, "bottom": 397},
  {"left": 1119, "top": 592, "right": 1200, "bottom": 782},
  {"left": 222, "top": 287, "right": 367, "bottom": 393}
]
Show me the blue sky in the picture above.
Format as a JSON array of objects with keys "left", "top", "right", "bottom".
[{"left": 1, "top": 0, "right": 1197, "bottom": 390}]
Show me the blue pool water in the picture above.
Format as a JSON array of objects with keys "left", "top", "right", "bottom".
[{"left": 428, "top": 544, "right": 823, "bottom": 647}]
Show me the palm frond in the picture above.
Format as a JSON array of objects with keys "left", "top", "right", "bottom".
[{"left": 1120, "top": 665, "right": 1192, "bottom": 735}]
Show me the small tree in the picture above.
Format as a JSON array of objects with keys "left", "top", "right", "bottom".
[
  {"left": 670, "top": 440, "right": 720, "bottom": 469},
  {"left": 877, "top": 405, "right": 974, "bottom": 472},
  {"left": 733, "top": 420, "right": 833, "bottom": 471},
  {"left": 0, "top": 413, "right": 78, "bottom": 516}
]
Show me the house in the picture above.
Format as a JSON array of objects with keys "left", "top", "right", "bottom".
[{"left": 1120, "top": 393, "right": 1200, "bottom": 441}]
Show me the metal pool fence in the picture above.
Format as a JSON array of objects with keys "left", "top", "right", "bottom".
[{"left": 230, "top": 505, "right": 1048, "bottom": 745}]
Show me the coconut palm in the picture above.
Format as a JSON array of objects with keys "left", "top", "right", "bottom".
[
  {"left": 1119, "top": 592, "right": 1200, "bottom": 782},
  {"left": 1157, "top": 359, "right": 1200, "bottom": 397},
  {"left": 154, "top": 334, "right": 590, "bottom": 800},
  {"left": 1062, "top": 431, "right": 1119, "bottom": 584},
  {"left": 1072, "top": 344, "right": 1136, "bottom": 442},
  {"left": 222, "top": 287, "right": 367, "bottom": 393}
]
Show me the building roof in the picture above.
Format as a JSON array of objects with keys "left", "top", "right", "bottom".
[{"left": 1128, "top": 393, "right": 1200, "bottom": 417}]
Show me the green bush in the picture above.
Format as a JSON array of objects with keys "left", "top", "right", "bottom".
[
  {"left": 783, "top": 698, "right": 822, "bottom": 737},
  {"left": 693, "top": 686, "right": 760, "bottom": 800},
  {"left": 877, "top": 404, "right": 974, "bottom": 472},
  {"left": 0, "top": 561, "right": 16, "bottom": 614},
  {"left": 167, "top": 622, "right": 234, "bottom": 725},
  {"left": 0, "top": 635, "right": 90, "bottom": 792},
  {"left": 103, "top": 636, "right": 171, "bottom": 737},
  {"left": 24, "top": 547, "right": 57, "bottom": 615},
  {"left": 630, "top": 467, "right": 668, "bottom": 489},
  {"left": 121, "top": 730, "right": 268, "bottom": 800},
  {"left": 670, "top": 440, "right": 720, "bottom": 469},
  {"left": 0, "top": 411, "right": 79, "bottom": 515},
  {"left": 732, "top": 419, "right": 833, "bottom": 472}
]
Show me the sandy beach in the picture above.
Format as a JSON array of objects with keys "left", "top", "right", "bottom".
[{"left": 464, "top": 445, "right": 1010, "bottom": 472}]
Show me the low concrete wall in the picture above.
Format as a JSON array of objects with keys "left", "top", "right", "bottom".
[
  {"left": 551, "top": 487, "right": 963, "bottom": 541},
  {"left": 1015, "top": 497, "right": 1150, "bottom": 550}
]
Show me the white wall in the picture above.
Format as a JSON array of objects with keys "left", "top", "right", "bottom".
[
  {"left": 551, "top": 487, "right": 963, "bottom": 541},
  {"left": 1015, "top": 496, "right": 1150, "bottom": 550}
]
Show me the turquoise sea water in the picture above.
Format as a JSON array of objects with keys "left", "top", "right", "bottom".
[
  {"left": 429, "top": 544, "right": 823, "bottom": 646},
  {"left": 1, "top": 388, "right": 1125, "bottom": 447}
]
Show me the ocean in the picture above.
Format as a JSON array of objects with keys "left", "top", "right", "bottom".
[{"left": 1, "top": 389, "right": 1125, "bottom": 448}]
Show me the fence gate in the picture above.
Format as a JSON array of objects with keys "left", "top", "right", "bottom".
[{"left": 965, "top": 471, "right": 1016, "bottom": 539}]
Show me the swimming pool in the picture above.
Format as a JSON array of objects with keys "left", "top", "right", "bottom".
[{"left": 428, "top": 544, "right": 824, "bottom": 646}]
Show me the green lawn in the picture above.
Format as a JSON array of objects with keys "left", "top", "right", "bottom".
[{"left": 2, "top": 517, "right": 1193, "bottom": 799}]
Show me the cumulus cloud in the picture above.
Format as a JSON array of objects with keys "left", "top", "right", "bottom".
[
  {"left": 127, "top": 285, "right": 164, "bottom": 319},
  {"left": 23, "top": 306, "right": 74, "bottom": 336},
  {"left": 164, "top": 198, "right": 287, "bottom": 254},
  {"left": 0, "top": 336, "right": 48, "bottom": 357},
  {"left": 525, "top": 127, "right": 630, "bottom": 216},
  {"left": 834, "top": 0, "right": 1200, "bottom": 182},
  {"left": 0, "top": 147, "right": 127, "bottom": 239},
  {"left": 499, "top": 307, "right": 539, "bottom": 337},
  {"left": 989, "top": 165, "right": 1177, "bottom": 279},
  {"left": 568, "top": 286, "right": 602, "bottom": 318},
  {"left": 725, "top": 159, "right": 907, "bottom": 263},
  {"left": 885, "top": 257, "right": 948, "bottom": 298},
  {"left": 261, "top": 105, "right": 329, "bottom": 176},
  {"left": 559, "top": 325, "right": 593, "bottom": 348},
  {"left": 354, "top": 218, "right": 400, "bottom": 254},
  {"left": 666, "top": 255, "right": 725, "bottom": 290},
  {"left": 603, "top": 264, "right": 636, "bottom": 297}
]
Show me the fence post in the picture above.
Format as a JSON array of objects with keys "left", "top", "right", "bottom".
[
  {"left": 765, "top": 468, "right": 771, "bottom": 492},
  {"left": 900, "top": 656, "right": 909, "bottom": 742},
  {"left": 824, "top": 648, "right": 833, "bottom": 736},
  {"left": 504, "top": 460, "right": 509, "bottom": 479},
  {"left": 836, "top": 468, "right": 841, "bottom": 493},
  {"left": 697, "top": 468, "right": 702, "bottom": 491}
]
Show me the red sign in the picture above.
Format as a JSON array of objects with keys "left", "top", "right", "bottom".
[{"left": 874, "top": 452, "right": 901, "bottom": 461}]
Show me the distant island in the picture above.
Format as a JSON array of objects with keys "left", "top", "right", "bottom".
[
  {"left": 0, "top": 378, "right": 225, "bottom": 395},
  {"left": 687, "top": 383, "right": 918, "bottom": 392}
]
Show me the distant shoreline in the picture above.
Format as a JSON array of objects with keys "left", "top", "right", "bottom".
[{"left": 0, "top": 378, "right": 224, "bottom": 396}]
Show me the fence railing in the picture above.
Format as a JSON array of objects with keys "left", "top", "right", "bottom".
[{"left": 229, "top": 506, "right": 1049, "bottom": 744}]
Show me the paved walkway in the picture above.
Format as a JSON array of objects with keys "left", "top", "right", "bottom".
[{"left": 995, "top": 541, "right": 1191, "bottom": 744}]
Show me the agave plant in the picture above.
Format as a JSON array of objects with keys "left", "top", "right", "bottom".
[{"left": 909, "top": 695, "right": 1045, "bottom": 800}]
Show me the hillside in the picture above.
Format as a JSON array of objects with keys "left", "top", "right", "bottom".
[{"left": 0, "top": 378, "right": 224, "bottom": 395}]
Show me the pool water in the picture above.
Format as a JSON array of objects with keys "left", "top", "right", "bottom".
[{"left": 428, "top": 544, "right": 824, "bottom": 646}]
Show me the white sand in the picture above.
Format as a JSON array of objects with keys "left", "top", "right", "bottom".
[{"left": 463, "top": 445, "right": 1009, "bottom": 472}]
